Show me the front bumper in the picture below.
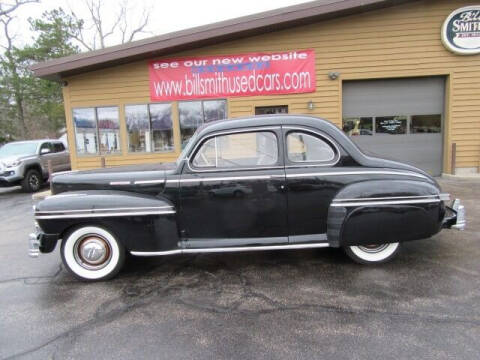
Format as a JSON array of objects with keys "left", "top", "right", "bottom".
[
  {"left": 28, "top": 231, "right": 59, "bottom": 258},
  {"left": 443, "top": 199, "right": 466, "bottom": 231}
]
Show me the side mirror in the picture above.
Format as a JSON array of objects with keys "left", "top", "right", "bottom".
[{"left": 40, "top": 148, "right": 51, "bottom": 155}]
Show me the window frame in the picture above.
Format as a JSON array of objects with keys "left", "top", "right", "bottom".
[
  {"left": 283, "top": 127, "right": 340, "bottom": 168},
  {"left": 187, "top": 127, "right": 283, "bottom": 173},
  {"left": 72, "top": 105, "right": 121, "bottom": 156},
  {"left": 124, "top": 102, "right": 174, "bottom": 154}
]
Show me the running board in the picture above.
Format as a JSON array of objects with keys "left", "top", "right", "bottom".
[{"left": 130, "top": 242, "right": 330, "bottom": 256}]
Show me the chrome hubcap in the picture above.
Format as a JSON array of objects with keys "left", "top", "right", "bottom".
[
  {"left": 74, "top": 235, "right": 111, "bottom": 270},
  {"left": 357, "top": 244, "right": 390, "bottom": 253}
]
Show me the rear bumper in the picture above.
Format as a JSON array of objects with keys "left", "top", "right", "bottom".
[
  {"left": 443, "top": 199, "right": 466, "bottom": 231},
  {"left": 28, "top": 231, "right": 59, "bottom": 258}
]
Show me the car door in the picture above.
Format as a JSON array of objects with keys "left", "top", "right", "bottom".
[
  {"left": 52, "top": 142, "right": 70, "bottom": 171},
  {"left": 38, "top": 142, "right": 56, "bottom": 174},
  {"left": 283, "top": 126, "right": 342, "bottom": 243},
  {"left": 178, "top": 127, "right": 288, "bottom": 248}
]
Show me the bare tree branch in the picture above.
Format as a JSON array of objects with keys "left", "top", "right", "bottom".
[
  {"left": 72, "top": 0, "right": 153, "bottom": 50},
  {"left": 127, "top": 7, "right": 150, "bottom": 42},
  {"left": 0, "top": 0, "right": 38, "bottom": 17}
]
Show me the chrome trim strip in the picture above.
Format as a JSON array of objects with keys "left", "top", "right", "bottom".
[
  {"left": 130, "top": 242, "right": 330, "bottom": 256},
  {"left": 331, "top": 199, "right": 440, "bottom": 207},
  {"left": 35, "top": 206, "right": 173, "bottom": 214},
  {"left": 133, "top": 179, "right": 165, "bottom": 185},
  {"left": 333, "top": 195, "right": 440, "bottom": 202},
  {"left": 35, "top": 210, "right": 175, "bottom": 219},
  {"left": 439, "top": 193, "right": 451, "bottom": 201},
  {"left": 286, "top": 170, "right": 428, "bottom": 180},
  {"left": 170, "top": 175, "right": 272, "bottom": 183},
  {"left": 109, "top": 181, "right": 131, "bottom": 185}
]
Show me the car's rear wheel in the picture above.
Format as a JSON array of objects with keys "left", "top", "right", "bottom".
[
  {"left": 61, "top": 226, "right": 125, "bottom": 281},
  {"left": 21, "top": 169, "right": 42, "bottom": 192},
  {"left": 344, "top": 242, "right": 400, "bottom": 264}
]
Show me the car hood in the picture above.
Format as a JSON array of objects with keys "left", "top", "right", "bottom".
[
  {"left": 0, "top": 154, "right": 35, "bottom": 164},
  {"left": 51, "top": 162, "right": 177, "bottom": 195}
]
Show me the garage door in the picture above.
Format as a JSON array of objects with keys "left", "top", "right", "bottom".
[{"left": 342, "top": 77, "right": 445, "bottom": 176}]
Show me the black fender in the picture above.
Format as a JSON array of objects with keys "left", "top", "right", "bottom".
[
  {"left": 35, "top": 190, "right": 179, "bottom": 252},
  {"left": 327, "top": 180, "right": 445, "bottom": 247}
]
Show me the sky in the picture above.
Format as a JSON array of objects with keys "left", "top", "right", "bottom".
[{"left": 3, "top": 0, "right": 313, "bottom": 50}]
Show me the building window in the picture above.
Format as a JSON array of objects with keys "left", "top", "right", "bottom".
[
  {"left": 192, "top": 131, "right": 278, "bottom": 169},
  {"left": 343, "top": 115, "right": 440, "bottom": 136},
  {"left": 411, "top": 115, "right": 441, "bottom": 133},
  {"left": 125, "top": 103, "right": 173, "bottom": 153},
  {"left": 179, "top": 99, "right": 226, "bottom": 148},
  {"left": 73, "top": 106, "right": 120, "bottom": 155}
]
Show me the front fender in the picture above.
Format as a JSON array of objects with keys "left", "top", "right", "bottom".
[
  {"left": 327, "top": 180, "right": 445, "bottom": 247},
  {"left": 35, "top": 190, "right": 179, "bottom": 252}
]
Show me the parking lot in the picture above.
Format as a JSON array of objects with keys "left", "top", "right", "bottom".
[{"left": 0, "top": 178, "right": 479, "bottom": 359}]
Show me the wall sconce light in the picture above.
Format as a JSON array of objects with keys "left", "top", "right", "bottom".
[
  {"left": 307, "top": 100, "right": 315, "bottom": 110},
  {"left": 328, "top": 71, "right": 340, "bottom": 80}
]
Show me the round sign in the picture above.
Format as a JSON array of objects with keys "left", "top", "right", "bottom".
[{"left": 441, "top": 6, "right": 480, "bottom": 55}]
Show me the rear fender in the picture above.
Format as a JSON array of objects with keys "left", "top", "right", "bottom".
[
  {"left": 35, "top": 190, "right": 179, "bottom": 252},
  {"left": 327, "top": 180, "right": 445, "bottom": 247}
]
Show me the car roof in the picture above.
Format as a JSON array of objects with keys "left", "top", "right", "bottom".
[
  {"left": 197, "top": 114, "right": 343, "bottom": 138},
  {"left": 7, "top": 139, "right": 61, "bottom": 145}
]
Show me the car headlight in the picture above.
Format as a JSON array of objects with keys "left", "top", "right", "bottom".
[{"left": 4, "top": 160, "right": 22, "bottom": 168}]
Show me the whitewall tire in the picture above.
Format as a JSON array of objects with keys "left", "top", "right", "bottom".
[
  {"left": 344, "top": 242, "right": 400, "bottom": 264},
  {"left": 61, "top": 226, "right": 125, "bottom": 281}
]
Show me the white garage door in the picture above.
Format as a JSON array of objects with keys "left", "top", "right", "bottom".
[{"left": 342, "top": 77, "right": 445, "bottom": 176}]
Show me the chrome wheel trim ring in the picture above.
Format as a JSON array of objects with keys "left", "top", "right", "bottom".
[
  {"left": 73, "top": 234, "right": 112, "bottom": 270},
  {"left": 357, "top": 244, "right": 390, "bottom": 254},
  {"left": 349, "top": 242, "right": 399, "bottom": 262}
]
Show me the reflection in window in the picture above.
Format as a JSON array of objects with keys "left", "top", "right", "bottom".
[
  {"left": 375, "top": 116, "right": 407, "bottom": 135},
  {"left": 97, "top": 107, "right": 120, "bottom": 154},
  {"left": 287, "top": 132, "right": 335, "bottom": 162},
  {"left": 125, "top": 103, "right": 173, "bottom": 153},
  {"left": 73, "top": 108, "right": 98, "bottom": 154},
  {"left": 150, "top": 104, "right": 174, "bottom": 152},
  {"left": 343, "top": 117, "right": 373, "bottom": 136},
  {"left": 411, "top": 115, "right": 441, "bottom": 133},
  {"left": 192, "top": 131, "right": 278, "bottom": 168},
  {"left": 179, "top": 100, "right": 226, "bottom": 147},
  {"left": 73, "top": 106, "right": 120, "bottom": 155}
]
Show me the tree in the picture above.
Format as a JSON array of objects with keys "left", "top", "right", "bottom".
[
  {"left": 0, "top": 7, "right": 81, "bottom": 140},
  {"left": 0, "top": 0, "right": 38, "bottom": 17},
  {"left": 68, "top": 0, "right": 151, "bottom": 51}
]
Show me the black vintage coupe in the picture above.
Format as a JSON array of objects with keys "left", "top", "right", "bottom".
[{"left": 29, "top": 115, "right": 465, "bottom": 281}]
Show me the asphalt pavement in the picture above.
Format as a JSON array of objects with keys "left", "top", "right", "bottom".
[{"left": 0, "top": 178, "right": 479, "bottom": 359}]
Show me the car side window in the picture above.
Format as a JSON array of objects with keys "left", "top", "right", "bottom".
[
  {"left": 39, "top": 142, "right": 52, "bottom": 154},
  {"left": 192, "top": 131, "right": 278, "bottom": 169},
  {"left": 286, "top": 131, "right": 335, "bottom": 162},
  {"left": 53, "top": 142, "right": 66, "bottom": 152}
]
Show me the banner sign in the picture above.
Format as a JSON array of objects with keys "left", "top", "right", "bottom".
[
  {"left": 442, "top": 6, "right": 480, "bottom": 55},
  {"left": 149, "top": 49, "right": 316, "bottom": 101}
]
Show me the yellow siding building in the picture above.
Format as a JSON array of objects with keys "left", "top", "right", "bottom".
[{"left": 32, "top": 0, "right": 480, "bottom": 176}]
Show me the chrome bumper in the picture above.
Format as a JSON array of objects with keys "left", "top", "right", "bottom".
[
  {"left": 28, "top": 233, "right": 40, "bottom": 258},
  {"left": 443, "top": 199, "right": 466, "bottom": 231},
  {"left": 450, "top": 199, "right": 466, "bottom": 231}
]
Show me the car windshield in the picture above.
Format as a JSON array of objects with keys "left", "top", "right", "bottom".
[{"left": 0, "top": 142, "right": 38, "bottom": 157}]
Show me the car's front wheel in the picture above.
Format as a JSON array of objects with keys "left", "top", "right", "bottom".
[
  {"left": 21, "top": 169, "right": 42, "bottom": 192},
  {"left": 61, "top": 226, "right": 125, "bottom": 281},
  {"left": 344, "top": 242, "right": 400, "bottom": 264}
]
